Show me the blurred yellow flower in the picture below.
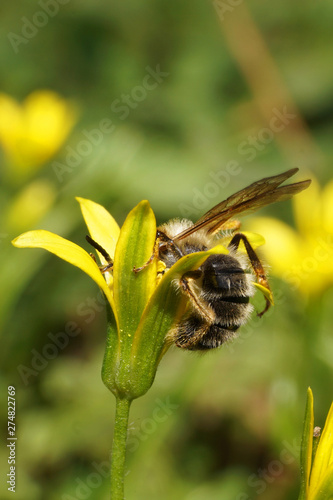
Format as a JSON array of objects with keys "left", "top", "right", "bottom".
[
  {"left": 5, "top": 179, "right": 57, "bottom": 233},
  {"left": 248, "top": 175, "right": 333, "bottom": 296},
  {"left": 0, "top": 90, "right": 77, "bottom": 176}
]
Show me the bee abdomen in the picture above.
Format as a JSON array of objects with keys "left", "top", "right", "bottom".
[
  {"left": 208, "top": 296, "right": 253, "bottom": 328},
  {"left": 193, "top": 323, "right": 240, "bottom": 350},
  {"left": 174, "top": 316, "right": 241, "bottom": 351}
]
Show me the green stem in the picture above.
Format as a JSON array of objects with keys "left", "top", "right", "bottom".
[{"left": 110, "top": 397, "right": 132, "bottom": 500}]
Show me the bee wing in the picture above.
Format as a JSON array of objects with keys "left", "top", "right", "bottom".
[{"left": 174, "top": 168, "right": 311, "bottom": 241}]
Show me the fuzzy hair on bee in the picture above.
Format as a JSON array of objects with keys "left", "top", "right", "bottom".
[{"left": 157, "top": 218, "right": 215, "bottom": 269}]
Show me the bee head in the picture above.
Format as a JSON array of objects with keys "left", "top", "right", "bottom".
[{"left": 202, "top": 254, "right": 247, "bottom": 293}]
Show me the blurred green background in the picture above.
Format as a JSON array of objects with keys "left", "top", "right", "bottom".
[{"left": 1, "top": 1, "right": 333, "bottom": 499}]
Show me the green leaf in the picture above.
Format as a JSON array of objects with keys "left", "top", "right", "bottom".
[
  {"left": 110, "top": 200, "right": 157, "bottom": 398},
  {"left": 128, "top": 244, "right": 229, "bottom": 399},
  {"left": 113, "top": 200, "right": 157, "bottom": 342},
  {"left": 299, "top": 387, "right": 314, "bottom": 500},
  {"left": 102, "top": 303, "right": 121, "bottom": 396}
]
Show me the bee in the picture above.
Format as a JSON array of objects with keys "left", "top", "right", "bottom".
[{"left": 87, "top": 168, "right": 311, "bottom": 350}]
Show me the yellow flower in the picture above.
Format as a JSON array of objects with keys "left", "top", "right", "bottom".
[
  {"left": 12, "top": 198, "right": 229, "bottom": 400},
  {"left": 299, "top": 388, "right": 333, "bottom": 500},
  {"left": 12, "top": 199, "right": 273, "bottom": 499},
  {"left": 247, "top": 175, "right": 333, "bottom": 297},
  {"left": 0, "top": 90, "right": 77, "bottom": 176}
]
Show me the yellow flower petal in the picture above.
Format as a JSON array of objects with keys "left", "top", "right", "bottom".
[
  {"left": 12, "top": 230, "right": 116, "bottom": 316},
  {"left": 0, "top": 90, "right": 77, "bottom": 173},
  {"left": 0, "top": 93, "right": 21, "bottom": 150},
  {"left": 247, "top": 216, "right": 302, "bottom": 278},
  {"left": 221, "top": 231, "right": 266, "bottom": 251},
  {"left": 322, "top": 179, "right": 333, "bottom": 235},
  {"left": 253, "top": 283, "right": 274, "bottom": 305},
  {"left": 309, "top": 401, "right": 333, "bottom": 498},
  {"left": 76, "top": 197, "right": 120, "bottom": 263},
  {"left": 24, "top": 90, "right": 76, "bottom": 148},
  {"left": 293, "top": 176, "right": 321, "bottom": 237}
]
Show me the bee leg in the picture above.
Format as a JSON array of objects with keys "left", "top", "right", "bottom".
[
  {"left": 89, "top": 252, "right": 97, "bottom": 263},
  {"left": 133, "top": 250, "right": 156, "bottom": 273},
  {"left": 179, "top": 271, "right": 215, "bottom": 323},
  {"left": 99, "top": 262, "right": 114, "bottom": 273},
  {"left": 86, "top": 235, "right": 113, "bottom": 273},
  {"left": 134, "top": 229, "right": 183, "bottom": 273},
  {"left": 228, "top": 233, "right": 271, "bottom": 317},
  {"left": 133, "top": 237, "right": 161, "bottom": 273}
]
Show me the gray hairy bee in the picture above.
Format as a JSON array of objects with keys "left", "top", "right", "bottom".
[{"left": 87, "top": 168, "right": 311, "bottom": 351}]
